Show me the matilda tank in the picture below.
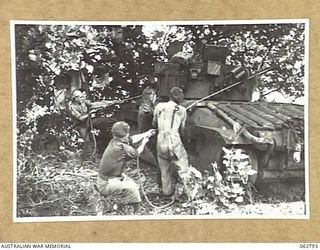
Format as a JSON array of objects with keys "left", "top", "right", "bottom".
[{"left": 117, "top": 45, "right": 305, "bottom": 191}]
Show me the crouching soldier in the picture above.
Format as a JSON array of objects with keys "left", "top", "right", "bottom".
[{"left": 96, "top": 121, "right": 156, "bottom": 214}]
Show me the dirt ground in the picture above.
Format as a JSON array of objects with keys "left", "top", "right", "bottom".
[
  {"left": 16, "top": 150, "right": 307, "bottom": 218},
  {"left": 94, "top": 156, "right": 306, "bottom": 218}
]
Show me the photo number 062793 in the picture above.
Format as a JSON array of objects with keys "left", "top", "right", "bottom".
[{"left": 12, "top": 20, "right": 309, "bottom": 221}]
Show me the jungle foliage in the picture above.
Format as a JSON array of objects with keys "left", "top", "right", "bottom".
[{"left": 15, "top": 23, "right": 306, "bottom": 151}]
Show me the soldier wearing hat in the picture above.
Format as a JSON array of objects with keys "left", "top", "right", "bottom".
[
  {"left": 152, "top": 87, "right": 190, "bottom": 197},
  {"left": 97, "top": 121, "right": 156, "bottom": 214},
  {"left": 68, "top": 89, "right": 117, "bottom": 156},
  {"left": 137, "top": 87, "right": 162, "bottom": 188},
  {"left": 138, "top": 87, "right": 157, "bottom": 133}
]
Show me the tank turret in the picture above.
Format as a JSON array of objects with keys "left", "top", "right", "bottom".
[{"left": 154, "top": 45, "right": 256, "bottom": 102}]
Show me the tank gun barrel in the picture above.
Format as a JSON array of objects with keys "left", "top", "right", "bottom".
[
  {"left": 247, "top": 67, "right": 275, "bottom": 80},
  {"left": 186, "top": 67, "right": 275, "bottom": 110}
]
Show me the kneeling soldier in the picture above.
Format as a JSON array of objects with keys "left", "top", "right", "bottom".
[{"left": 96, "top": 121, "right": 155, "bottom": 214}]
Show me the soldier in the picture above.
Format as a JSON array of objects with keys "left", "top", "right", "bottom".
[
  {"left": 152, "top": 87, "right": 190, "bottom": 197},
  {"left": 138, "top": 87, "right": 157, "bottom": 133},
  {"left": 97, "top": 121, "right": 156, "bottom": 214},
  {"left": 68, "top": 89, "right": 116, "bottom": 156},
  {"left": 137, "top": 87, "right": 162, "bottom": 188}
]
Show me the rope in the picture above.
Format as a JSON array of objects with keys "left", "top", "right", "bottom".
[
  {"left": 136, "top": 156, "right": 175, "bottom": 209},
  {"left": 88, "top": 115, "right": 97, "bottom": 157}
]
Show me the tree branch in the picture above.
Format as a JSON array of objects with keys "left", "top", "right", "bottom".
[
  {"left": 69, "top": 210, "right": 96, "bottom": 216},
  {"left": 260, "top": 86, "right": 283, "bottom": 97},
  {"left": 160, "top": 26, "right": 173, "bottom": 57},
  {"left": 257, "top": 37, "right": 277, "bottom": 70},
  {"left": 63, "top": 172, "right": 97, "bottom": 179},
  {"left": 18, "top": 197, "right": 68, "bottom": 209},
  {"left": 34, "top": 171, "right": 97, "bottom": 185}
]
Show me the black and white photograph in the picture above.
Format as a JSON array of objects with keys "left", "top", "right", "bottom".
[{"left": 12, "top": 20, "right": 308, "bottom": 221}]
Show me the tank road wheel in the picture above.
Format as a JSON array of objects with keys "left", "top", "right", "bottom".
[
  {"left": 221, "top": 147, "right": 258, "bottom": 184},
  {"left": 247, "top": 149, "right": 258, "bottom": 184},
  {"left": 221, "top": 147, "right": 259, "bottom": 203}
]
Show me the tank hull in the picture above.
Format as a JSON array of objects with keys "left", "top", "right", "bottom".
[{"left": 117, "top": 100, "right": 305, "bottom": 184}]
